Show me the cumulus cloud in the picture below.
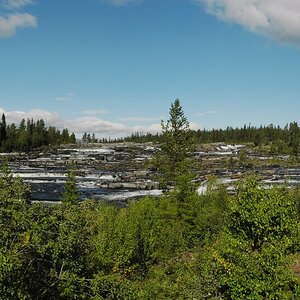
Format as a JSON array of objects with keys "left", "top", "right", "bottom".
[
  {"left": 2, "top": 0, "right": 35, "bottom": 10},
  {"left": 131, "top": 123, "right": 162, "bottom": 134},
  {"left": 131, "top": 121, "right": 202, "bottom": 134},
  {"left": 0, "top": 108, "right": 148, "bottom": 136},
  {"left": 0, "top": 107, "right": 202, "bottom": 138},
  {"left": 0, "top": 107, "right": 124, "bottom": 135},
  {"left": 66, "top": 116, "right": 127, "bottom": 134},
  {"left": 67, "top": 117, "right": 167, "bottom": 137},
  {"left": 0, "top": 12, "right": 37, "bottom": 37},
  {"left": 197, "top": 0, "right": 300, "bottom": 43},
  {"left": 0, "top": 108, "right": 64, "bottom": 128},
  {"left": 189, "top": 122, "right": 203, "bottom": 130}
]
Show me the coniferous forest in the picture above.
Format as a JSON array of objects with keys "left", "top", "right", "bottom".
[
  {"left": 0, "top": 114, "right": 76, "bottom": 152},
  {"left": 84, "top": 120, "right": 300, "bottom": 157},
  {"left": 1, "top": 100, "right": 300, "bottom": 299},
  {"left": 117, "top": 122, "right": 300, "bottom": 156}
]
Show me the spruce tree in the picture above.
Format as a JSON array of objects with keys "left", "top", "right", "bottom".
[
  {"left": 155, "top": 99, "right": 196, "bottom": 190},
  {"left": 0, "top": 113, "right": 7, "bottom": 148}
]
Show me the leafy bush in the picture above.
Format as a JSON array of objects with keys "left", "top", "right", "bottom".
[
  {"left": 211, "top": 177, "right": 300, "bottom": 299},
  {"left": 1, "top": 163, "right": 300, "bottom": 299}
]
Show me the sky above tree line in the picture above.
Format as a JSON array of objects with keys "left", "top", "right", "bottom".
[{"left": 1, "top": 0, "right": 300, "bottom": 137}]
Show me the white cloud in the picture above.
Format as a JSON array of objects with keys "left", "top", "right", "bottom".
[
  {"left": 54, "top": 92, "right": 75, "bottom": 102},
  {"left": 118, "top": 116, "right": 163, "bottom": 122},
  {"left": 1, "top": 108, "right": 64, "bottom": 128},
  {"left": 131, "top": 123, "right": 162, "bottom": 134},
  {"left": 0, "top": 12, "right": 37, "bottom": 37},
  {"left": 0, "top": 107, "right": 202, "bottom": 138},
  {"left": 67, "top": 117, "right": 168, "bottom": 137},
  {"left": 0, "top": 108, "right": 123, "bottom": 135},
  {"left": 131, "top": 121, "right": 202, "bottom": 134},
  {"left": 103, "top": 0, "right": 143, "bottom": 6},
  {"left": 189, "top": 122, "right": 202, "bottom": 130},
  {"left": 66, "top": 116, "right": 127, "bottom": 135},
  {"left": 2, "top": 0, "right": 35, "bottom": 9},
  {"left": 81, "top": 110, "right": 109, "bottom": 116},
  {"left": 197, "top": 0, "right": 300, "bottom": 43}
]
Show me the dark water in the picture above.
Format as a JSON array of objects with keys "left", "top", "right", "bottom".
[
  {"left": 9, "top": 162, "right": 126, "bottom": 202},
  {"left": 2, "top": 145, "right": 160, "bottom": 203},
  {"left": 30, "top": 181, "right": 126, "bottom": 202}
]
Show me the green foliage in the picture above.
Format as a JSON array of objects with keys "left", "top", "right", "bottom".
[
  {"left": 120, "top": 120, "right": 300, "bottom": 156},
  {"left": 189, "top": 180, "right": 229, "bottom": 244},
  {"left": 61, "top": 164, "right": 80, "bottom": 205},
  {"left": 135, "top": 249, "right": 214, "bottom": 299},
  {"left": 238, "top": 149, "right": 247, "bottom": 167},
  {"left": 155, "top": 99, "right": 196, "bottom": 190},
  {"left": 0, "top": 158, "right": 31, "bottom": 205},
  {"left": 82, "top": 132, "right": 98, "bottom": 143},
  {"left": 0, "top": 113, "right": 76, "bottom": 153},
  {"left": 288, "top": 121, "right": 300, "bottom": 156},
  {"left": 92, "top": 197, "right": 187, "bottom": 278},
  {"left": 211, "top": 233, "right": 300, "bottom": 299},
  {"left": 1, "top": 154, "right": 300, "bottom": 299},
  {"left": 211, "top": 177, "right": 300, "bottom": 299},
  {"left": 231, "top": 177, "right": 298, "bottom": 250}
]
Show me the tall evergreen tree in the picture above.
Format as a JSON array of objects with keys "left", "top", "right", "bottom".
[
  {"left": 288, "top": 121, "right": 300, "bottom": 156},
  {"left": 155, "top": 99, "right": 196, "bottom": 190},
  {"left": 70, "top": 133, "right": 76, "bottom": 143},
  {"left": 0, "top": 113, "right": 7, "bottom": 147},
  {"left": 4, "top": 123, "right": 17, "bottom": 152}
]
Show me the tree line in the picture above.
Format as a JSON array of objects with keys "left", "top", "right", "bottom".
[
  {"left": 102, "top": 121, "right": 300, "bottom": 155},
  {"left": 195, "top": 122, "right": 300, "bottom": 153},
  {"left": 0, "top": 113, "right": 76, "bottom": 152}
]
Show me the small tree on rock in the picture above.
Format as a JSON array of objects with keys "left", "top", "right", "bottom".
[{"left": 61, "top": 163, "right": 79, "bottom": 205}]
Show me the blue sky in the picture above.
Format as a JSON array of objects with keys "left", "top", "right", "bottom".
[{"left": 1, "top": 0, "right": 300, "bottom": 137}]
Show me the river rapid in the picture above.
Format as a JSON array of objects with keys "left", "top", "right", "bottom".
[{"left": 1, "top": 144, "right": 161, "bottom": 204}]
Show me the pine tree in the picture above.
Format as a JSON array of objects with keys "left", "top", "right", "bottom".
[
  {"left": 70, "top": 133, "right": 76, "bottom": 143},
  {"left": 82, "top": 132, "right": 87, "bottom": 142}
]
